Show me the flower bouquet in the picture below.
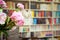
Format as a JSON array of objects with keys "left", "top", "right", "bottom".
[{"left": 0, "top": 0, "right": 24, "bottom": 37}]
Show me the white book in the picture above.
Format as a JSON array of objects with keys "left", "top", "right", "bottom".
[
  {"left": 19, "top": 27, "right": 23, "bottom": 32},
  {"left": 40, "top": 4, "right": 48, "bottom": 10}
]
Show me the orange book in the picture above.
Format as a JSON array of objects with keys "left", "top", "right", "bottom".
[{"left": 41, "top": 11, "right": 44, "bottom": 17}]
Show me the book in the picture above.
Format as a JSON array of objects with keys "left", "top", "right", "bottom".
[
  {"left": 54, "top": 18, "right": 56, "bottom": 24},
  {"left": 47, "top": 4, "right": 52, "bottom": 11},
  {"left": 46, "top": 18, "right": 49, "bottom": 24},
  {"left": 35, "top": 11, "right": 39, "bottom": 17},
  {"left": 38, "top": 11, "right": 42, "bottom": 17},
  {"left": 31, "top": 3, "right": 37, "bottom": 9},
  {"left": 54, "top": 0, "right": 59, "bottom": 2},
  {"left": 41, "top": 11, "right": 44, "bottom": 17},
  {"left": 45, "top": 0, "right": 52, "bottom": 1},
  {"left": 53, "top": 4, "right": 57, "bottom": 11},
  {"left": 40, "top": 4, "right": 48, "bottom": 10},
  {"left": 6, "top": 1, "right": 15, "bottom": 9},
  {"left": 33, "top": 18, "right": 37, "bottom": 24},
  {"left": 37, "top": 4, "right": 40, "bottom": 9},
  {"left": 37, "top": 18, "right": 46, "bottom": 24},
  {"left": 40, "top": 0, "right": 45, "bottom": 2},
  {"left": 53, "top": 12, "right": 57, "bottom": 18},
  {"left": 31, "top": 10, "right": 34, "bottom": 18},
  {"left": 44, "top": 11, "right": 46, "bottom": 17},
  {"left": 46, "top": 11, "right": 52, "bottom": 17},
  {"left": 57, "top": 4, "right": 60, "bottom": 11},
  {"left": 23, "top": 27, "right": 29, "bottom": 32},
  {"left": 48, "top": 18, "right": 52, "bottom": 24},
  {"left": 56, "top": 18, "right": 59, "bottom": 24}
]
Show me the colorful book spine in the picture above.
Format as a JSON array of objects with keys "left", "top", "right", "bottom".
[
  {"left": 32, "top": 10, "right": 34, "bottom": 18},
  {"left": 57, "top": 4, "right": 60, "bottom": 11},
  {"left": 54, "top": 18, "right": 56, "bottom": 24},
  {"left": 33, "top": 18, "right": 37, "bottom": 24},
  {"left": 56, "top": 18, "right": 59, "bottom": 24},
  {"left": 31, "top": 3, "right": 37, "bottom": 9},
  {"left": 53, "top": 4, "right": 57, "bottom": 11},
  {"left": 35, "top": 11, "right": 38, "bottom": 17},
  {"left": 53, "top": 12, "right": 57, "bottom": 18},
  {"left": 45, "top": 0, "right": 52, "bottom": 1},
  {"left": 46, "top": 18, "right": 49, "bottom": 24},
  {"left": 41, "top": 11, "right": 44, "bottom": 17},
  {"left": 44, "top": 11, "right": 46, "bottom": 17},
  {"left": 38, "top": 11, "right": 42, "bottom": 17}
]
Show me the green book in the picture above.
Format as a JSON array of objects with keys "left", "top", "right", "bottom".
[{"left": 53, "top": 12, "right": 56, "bottom": 18}]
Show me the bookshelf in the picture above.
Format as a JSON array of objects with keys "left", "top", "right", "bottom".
[{"left": 4, "top": 0, "right": 60, "bottom": 40}]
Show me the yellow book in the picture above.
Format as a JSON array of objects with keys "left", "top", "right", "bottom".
[{"left": 31, "top": 10, "right": 34, "bottom": 18}]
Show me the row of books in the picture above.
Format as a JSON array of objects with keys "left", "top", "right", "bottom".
[
  {"left": 31, "top": 31, "right": 53, "bottom": 38},
  {"left": 19, "top": 26, "right": 29, "bottom": 32},
  {"left": 19, "top": 31, "right": 60, "bottom": 39},
  {"left": 53, "top": 18, "right": 60, "bottom": 24},
  {"left": 31, "top": 3, "right": 52, "bottom": 10},
  {"left": 31, "top": 3, "right": 60, "bottom": 11},
  {"left": 54, "top": 0, "right": 60, "bottom": 2},
  {"left": 32, "top": 11, "right": 52, "bottom": 18},
  {"left": 53, "top": 11, "right": 60, "bottom": 18},
  {"left": 19, "top": 25, "right": 60, "bottom": 32},
  {"left": 33, "top": 18, "right": 60, "bottom": 24},
  {"left": 33, "top": 18, "right": 52, "bottom": 24},
  {"left": 6, "top": 1, "right": 29, "bottom": 9},
  {"left": 6, "top": 1, "right": 15, "bottom": 9},
  {"left": 32, "top": 10, "right": 60, "bottom": 18},
  {"left": 30, "top": 0, "right": 52, "bottom": 1},
  {"left": 30, "top": 25, "right": 60, "bottom": 32}
]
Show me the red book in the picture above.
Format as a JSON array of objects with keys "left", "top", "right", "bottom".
[
  {"left": 48, "top": 18, "right": 52, "bottom": 24},
  {"left": 45, "top": 0, "right": 52, "bottom": 1},
  {"left": 54, "top": 18, "right": 56, "bottom": 24},
  {"left": 38, "top": 11, "right": 42, "bottom": 17},
  {"left": 41, "top": 11, "right": 44, "bottom": 17}
]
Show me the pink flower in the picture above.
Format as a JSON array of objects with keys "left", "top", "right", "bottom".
[
  {"left": 10, "top": 11, "right": 24, "bottom": 26},
  {"left": 0, "top": 0, "right": 6, "bottom": 5},
  {"left": 16, "top": 20, "right": 24, "bottom": 26},
  {"left": 17, "top": 3, "right": 24, "bottom": 9}
]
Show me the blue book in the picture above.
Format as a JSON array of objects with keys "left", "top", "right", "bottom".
[
  {"left": 56, "top": 11, "right": 59, "bottom": 17},
  {"left": 57, "top": 4, "right": 60, "bottom": 11},
  {"left": 44, "top": 11, "right": 46, "bottom": 17},
  {"left": 58, "top": 11, "right": 60, "bottom": 17},
  {"left": 58, "top": 18, "right": 60, "bottom": 24},
  {"left": 33, "top": 18, "right": 37, "bottom": 24},
  {"left": 56, "top": 18, "right": 59, "bottom": 24}
]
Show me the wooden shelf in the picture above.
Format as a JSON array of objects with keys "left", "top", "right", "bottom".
[
  {"left": 31, "top": 1, "right": 52, "bottom": 3},
  {"left": 54, "top": 2, "right": 60, "bottom": 4},
  {"left": 33, "top": 17, "right": 52, "bottom": 18},
  {"left": 31, "top": 9, "right": 52, "bottom": 11},
  {"left": 30, "top": 24, "right": 52, "bottom": 25}
]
